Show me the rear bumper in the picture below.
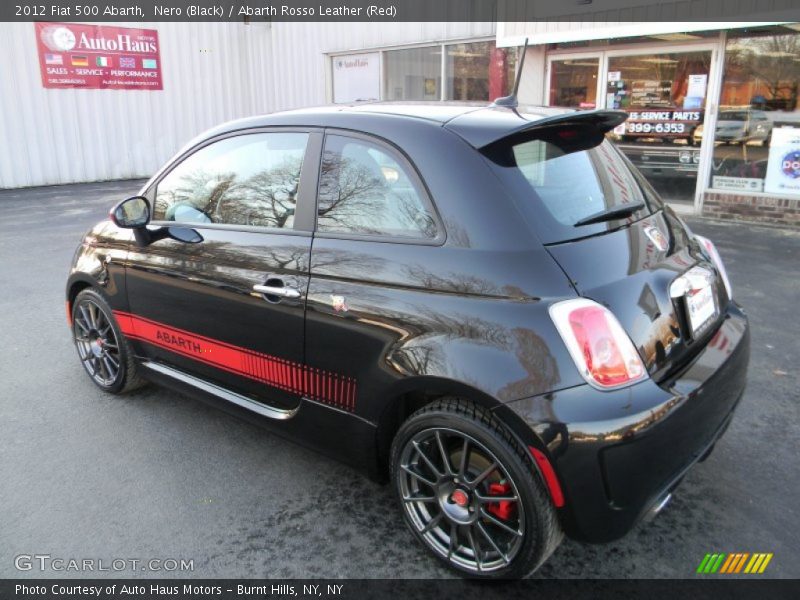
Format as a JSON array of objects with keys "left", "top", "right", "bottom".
[{"left": 503, "top": 304, "right": 750, "bottom": 543}]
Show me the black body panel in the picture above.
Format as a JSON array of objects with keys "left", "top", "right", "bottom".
[{"left": 503, "top": 305, "right": 749, "bottom": 542}]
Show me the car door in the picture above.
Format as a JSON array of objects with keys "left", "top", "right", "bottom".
[
  {"left": 303, "top": 132, "right": 443, "bottom": 420},
  {"left": 123, "top": 129, "right": 322, "bottom": 413}
]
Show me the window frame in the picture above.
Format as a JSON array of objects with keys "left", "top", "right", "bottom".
[
  {"left": 144, "top": 127, "right": 324, "bottom": 235},
  {"left": 313, "top": 129, "right": 445, "bottom": 246}
]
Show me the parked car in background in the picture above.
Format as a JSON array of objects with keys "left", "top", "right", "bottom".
[
  {"left": 693, "top": 109, "right": 772, "bottom": 145},
  {"left": 66, "top": 103, "right": 749, "bottom": 578}
]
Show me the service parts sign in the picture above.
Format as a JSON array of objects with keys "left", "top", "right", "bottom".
[
  {"left": 765, "top": 127, "right": 800, "bottom": 195},
  {"left": 36, "top": 22, "right": 162, "bottom": 90}
]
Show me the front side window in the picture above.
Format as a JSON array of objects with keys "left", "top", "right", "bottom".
[
  {"left": 317, "top": 135, "right": 437, "bottom": 239},
  {"left": 154, "top": 132, "right": 309, "bottom": 228}
]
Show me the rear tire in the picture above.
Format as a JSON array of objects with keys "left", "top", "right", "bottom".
[
  {"left": 71, "top": 288, "right": 145, "bottom": 394},
  {"left": 390, "top": 397, "right": 562, "bottom": 578}
]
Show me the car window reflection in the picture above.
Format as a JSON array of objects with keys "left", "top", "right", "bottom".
[
  {"left": 154, "top": 133, "right": 308, "bottom": 229},
  {"left": 317, "top": 135, "right": 437, "bottom": 239}
]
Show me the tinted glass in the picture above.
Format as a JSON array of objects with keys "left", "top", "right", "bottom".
[
  {"left": 486, "top": 138, "right": 659, "bottom": 244},
  {"left": 154, "top": 132, "right": 309, "bottom": 228},
  {"left": 606, "top": 50, "right": 712, "bottom": 206},
  {"left": 384, "top": 46, "right": 441, "bottom": 101},
  {"left": 548, "top": 58, "right": 599, "bottom": 108},
  {"left": 317, "top": 135, "right": 437, "bottom": 239}
]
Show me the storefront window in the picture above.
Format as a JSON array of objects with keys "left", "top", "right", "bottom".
[
  {"left": 445, "top": 41, "right": 516, "bottom": 101},
  {"left": 709, "top": 29, "right": 800, "bottom": 195},
  {"left": 384, "top": 46, "right": 441, "bottom": 101},
  {"left": 606, "top": 51, "right": 712, "bottom": 204},
  {"left": 549, "top": 58, "right": 599, "bottom": 108}
]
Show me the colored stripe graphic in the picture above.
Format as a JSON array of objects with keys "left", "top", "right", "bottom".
[
  {"left": 698, "top": 552, "right": 773, "bottom": 575},
  {"left": 113, "top": 311, "right": 357, "bottom": 412}
]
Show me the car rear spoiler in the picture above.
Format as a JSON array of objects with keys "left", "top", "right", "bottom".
[{"left": 445, "top": 108, "right": 629, "bottom": 150}]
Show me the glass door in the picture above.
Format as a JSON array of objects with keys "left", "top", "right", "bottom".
[
  {"left": 605, "top": 49, "right": 714, "bottom": 207},
  {"left": 547, "top": 54, "right": 602, "bottom": 109},
  {"left": 546, "top": 43, "right": 720, "bottom": 212}
]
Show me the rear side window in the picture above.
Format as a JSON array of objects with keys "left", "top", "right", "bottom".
[
  {"left": 154, "top": 132, "right": 309, "bottom": 229},
  {"left": 316, "top": 135, "right": 437, "bottom": 239},
  {"left": 486, "top": 138, "right": 659, "bottom": 244}
]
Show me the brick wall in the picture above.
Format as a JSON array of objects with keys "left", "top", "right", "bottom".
[{"left": 702, "top": 192, "right": 800, "bottom": 227}]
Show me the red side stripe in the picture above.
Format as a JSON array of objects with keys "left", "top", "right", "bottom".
[{"left": 113, "top": 311, "right": 356, "bottom": 412}]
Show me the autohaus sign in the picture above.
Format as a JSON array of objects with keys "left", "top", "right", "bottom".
[{"left": 35, "top": 22, "right": 163, "bottom": 90}]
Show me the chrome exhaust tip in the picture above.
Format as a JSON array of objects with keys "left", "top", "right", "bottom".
[{"left": 645, "top": 493, "right": 672, "bottom": 522}]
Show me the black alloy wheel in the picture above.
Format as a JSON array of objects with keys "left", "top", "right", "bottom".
[
  {"left": 391, "top": 398, "right": 562, "bottom": 578},
  {"left": 71, "top": 288, "right": 143, "bottom": 394}
]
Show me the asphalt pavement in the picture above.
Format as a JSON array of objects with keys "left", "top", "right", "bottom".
[{"left": 1, "top": 180, "right": 798, "bottom": 579}]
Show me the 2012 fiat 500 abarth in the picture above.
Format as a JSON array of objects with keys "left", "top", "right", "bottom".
[{"left": 67, "top": 103, "right": 749, "bottom": 578}]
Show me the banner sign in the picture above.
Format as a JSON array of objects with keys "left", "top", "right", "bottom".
[
  {"left": 764, "top": 126, "right": 800, "bottom": 195},
  {"left": 35, "top": 22, "right": 163, "bottom": 90},
  {"left": 619, "top": 109, "right": 703, "bottom": 138}
]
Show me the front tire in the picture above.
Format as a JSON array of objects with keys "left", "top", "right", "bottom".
[
  {"left": 390, "top": 398, "right": 562, "bottom": 578},
  {"left": 71, "top": 288, "right": 144, "bottom": 394}
]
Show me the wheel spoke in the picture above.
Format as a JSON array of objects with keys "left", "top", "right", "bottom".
[
  {"left": 466, "top": 528, "right": 482, "bottom": 572},
  {"left": 87, "top": 303, "right": 99, "bottom": 329},
  {"left": 78, "top": 306, "right": 93, "bottom": 331},
  {"left": 458, "top": 438, "right": 470, "bottom": 477},
  {"left": 475, "top": 491, "right": 518, "bottom": 503},
  {"left": 434, "top": 431, "right": 453, "bottom": 476},
  {"left": 448, "top": 523, "right": 458, "bottom": 559},
  {"left": 103, "top": 353, "right": 119, "bottom": 369},
  {"left": 402, "top": 493, "right": 436, "bottom": 503},
  {"left": 480, "top": 507, "right": 523, "bottom": 537},
  {"left": 96, "top": 355, "right": 109, "bottom": 380},
  {"left": 468, "top": 461, "right": 498, "bottom": 489},
  {"left": 400, "top": 463, "right": 437, "bottom": 488},
  {"left": 74, "top": 318, "right": 90, "bottom": 335},
  {"left": 412, "top": 440, "right": 443, "bottom": 478},
  {"left": 419, "top": 512, "right": 443, "bottom": 535},
  {"left": 477, "top": 521, "right": 509, "bottom": 564},
  {"left": 102, "top": 356, "right": 117, "bottom": 378}
]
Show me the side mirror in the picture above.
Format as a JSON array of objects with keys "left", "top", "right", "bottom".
[{"left": 110, "top": 196, "right": 150, "bottom": 229}]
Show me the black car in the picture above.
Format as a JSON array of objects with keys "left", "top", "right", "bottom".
[{"left": 66, "top": 103, "right": 749, "bottom": 578}]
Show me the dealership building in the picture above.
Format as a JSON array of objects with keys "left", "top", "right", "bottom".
[{"left": 2, "top": 7, "right": 800, "bottom": 225}]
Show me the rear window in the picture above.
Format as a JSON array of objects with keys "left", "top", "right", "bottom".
[{"left": 485, "top": 138, "right": 661, "bottom": 244}]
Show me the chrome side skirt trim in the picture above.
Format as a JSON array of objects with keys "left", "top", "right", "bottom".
[{"left": 142, "top": 361, "right": 299, "bottom": 421}]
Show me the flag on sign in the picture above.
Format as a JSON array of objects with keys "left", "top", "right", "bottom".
[
  {"left": 119, "top": 57, "right": 136, "bottom": 68},
  {"left": 45, "top": 53, "right": 63, "bottom": 65},
  {"left": 71, "top": 55, "right": 88, "bottom": 67},
  {"left": 96, "top": 57, "right": 109, "bottom": 67},
  {"left": 142, "top": 59, "right": 158, "bottom": 69}
]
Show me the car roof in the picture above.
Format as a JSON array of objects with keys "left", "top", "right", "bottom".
[
  {"left": 201, "top": 101, "right": 573, "bottom": 138},
  {"left": 191, "top": 102, "right": 624, "bottom": 152}
]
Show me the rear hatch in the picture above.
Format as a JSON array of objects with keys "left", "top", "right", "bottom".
[{"left": 472, "top": 109, "right": 730, "bottom": 381}]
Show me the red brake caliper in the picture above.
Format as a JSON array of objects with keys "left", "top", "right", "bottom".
[{"left": 486, "top": 480, "right": 515, "bottom": 520}]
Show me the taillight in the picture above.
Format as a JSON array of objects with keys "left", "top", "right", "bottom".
[
  {"left": 694, "top": 235, "right": 732, "bottom": 300},
  {"left": 549, "top": 298, "right": 647, "bottom": 390}
]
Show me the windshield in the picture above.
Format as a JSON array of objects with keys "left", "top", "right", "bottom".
[
  {"left": 719, "top": 111, "right": 750, "bottom": 121},
  {"left": 484, "top": 138, "right": 661, "bottom": 244}
]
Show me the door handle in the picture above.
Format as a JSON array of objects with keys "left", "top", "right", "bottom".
[{"left": 253, "top": 284, "right": 301, "bottom": 299}]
